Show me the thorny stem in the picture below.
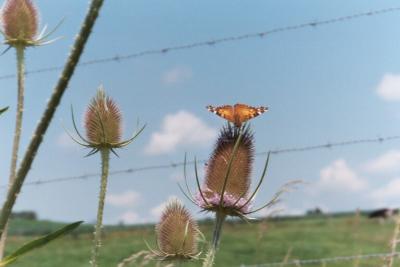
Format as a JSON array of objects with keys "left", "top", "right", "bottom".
[
  {"left": 0, "top": 0, "right": 106, "bottom": 238},
  {"left": 0, "top": 45, "right": 25, "bottom": 259},
  {"left": 91, "top": 148, "right": 110, "bottom": 267},
  {"left": 202, "top": 212, "right": 226, "bottom": 267}
]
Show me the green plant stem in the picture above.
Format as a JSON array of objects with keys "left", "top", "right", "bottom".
[
  {"left": 0, "top": 45, "right": 25, "bottom": 259},
  {"left": 91, "top": 148, "right": 110, "bottom": 267},
  {"left": 202, "top": 212, "right": 226, "bottom": 267},
  {"left": 0, "top": 0, "right": 106, "bottom": 239}
]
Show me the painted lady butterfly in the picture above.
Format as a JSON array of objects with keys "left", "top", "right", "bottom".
[{"left": 207, "top": 103, "right": 268, "bottom": 127}]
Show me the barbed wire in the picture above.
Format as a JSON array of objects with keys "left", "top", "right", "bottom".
[
  {"left": 1, "top": 134, "right": 399, "bottom": 189},
  {"left": 1, "top": 7, "right": 400, "bottom": 80},
  {"left": 240, "top": 252, "right": 400, "bottom": 267}
]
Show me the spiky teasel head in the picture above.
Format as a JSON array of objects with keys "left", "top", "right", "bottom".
[
  {"left": 68, "top": 86, "right": 145, "bottom": 157},
  {"left": 147, "top": 199, "right": 201, "bottom": 261},
  {"left": 85, "top": 89, "right": 122, "bottom": 145},
  {"left": 194, "top": 124, "right": 254, "bottom": 217},
  {"left": 1, "top": 0, "right": 61, "bottom": 48},
  {"left": 178, "top": 123, "right": 290, "bottom": 221}
]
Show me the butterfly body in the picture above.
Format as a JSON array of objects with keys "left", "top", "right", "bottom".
[{"left": 207, "top": 103, "right": 268, "bottom": 127}]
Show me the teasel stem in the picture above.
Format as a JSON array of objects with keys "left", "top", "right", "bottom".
[
  {"left": 202, "top": 212, "right": 226, "bottom": 267},
  {"left": 0, "top": 45, "right": 25, "bottom": 259},
  {"left": 0, "top": 0, "right": 105, "bottom": 239},
  {"left": 90, "top": 148, "right": 110, "bottom": 267}
]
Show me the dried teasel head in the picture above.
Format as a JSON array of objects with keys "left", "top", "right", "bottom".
[
  {"left": 1, "top": 0, "right": 38, "bottom": 45},
  {"left": 1, "top": 0, "right": 62, "bottom": 49},
  {"left": 85, "top": 88, "right": 122, "bottom": 146},
  {"left": 68, "top": 86, "right": 145, "bottom": 157},
  {"left": 196, "top": 124, "right": 254, "bottom": 217},
  {"left": 185, "top": 123, "right": 301, "bottom": 220},
  {"left": 148, "top": 199, "right": 200, "bottom": 261}
]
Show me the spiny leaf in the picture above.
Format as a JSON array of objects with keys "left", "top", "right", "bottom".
[{"left": 0, "top": 221, "right": 83, "bottom": 266}]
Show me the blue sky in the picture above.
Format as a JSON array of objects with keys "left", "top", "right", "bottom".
[{"left": 2, "top": 0, "right": 400, "bottom": 224}]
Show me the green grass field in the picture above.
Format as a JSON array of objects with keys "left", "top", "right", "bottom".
[{"left": 4, "top": 214, "right": 397, "bottom": 267}]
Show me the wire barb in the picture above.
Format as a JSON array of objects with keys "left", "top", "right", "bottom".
[
  {"left": 0, "top": 134, "right": 399, "bottom": 189},
  {"left": 1, "top": 7, "right": 400, "bottom": 80}
]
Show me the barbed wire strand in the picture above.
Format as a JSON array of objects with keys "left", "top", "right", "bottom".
[
  {"left": 240, "top": 252, "right": 400, "bottom": 267},
  {"left": 1, "top": 134, "right": 399, "bottom": 189},
  {"left": 1, "top": 7, "right": 400, "bottom": 80}
]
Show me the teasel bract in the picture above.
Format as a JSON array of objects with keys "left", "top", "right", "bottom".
[
  {"left": 147, "top": 199, "right": 201, "bottom": 262},
  {"left": 68, "top": 86, "right": 145, "bottom": 267}
]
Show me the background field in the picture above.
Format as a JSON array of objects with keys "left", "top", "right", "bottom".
[{"left": 4, "top": 213, "right": 397, "bottom": 267}]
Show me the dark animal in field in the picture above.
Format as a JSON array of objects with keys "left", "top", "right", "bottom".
[{"left": 368, "top": 208, "right": 398, "bottom": 220}]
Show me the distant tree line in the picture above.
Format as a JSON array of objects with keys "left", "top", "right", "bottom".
[{"left": 9, "top": 211, "right": 37, "bottom": 221}]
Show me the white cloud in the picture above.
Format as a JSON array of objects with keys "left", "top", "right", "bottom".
[
  {"left": 370, "top": 178, "right": 400, "bottom": 206},
  {"left": 376, "top": 73, "right": 400, "bottom": 101},
  {"left": 150, "top": 196, "right": 181, "bottom": 219},
  {"left": 119, "top": 211, "right": 140, "bottom": 224},
  {"left": 315, "top": 159, "right": 367, "bottom": 193},
  {"left": 162, "top": 66, "right": 192, "bottom": 85},
  {"left": 145, "top": 111, "right": 217, "bottom": 155},
  {"left": 106, "top": 191, "right": 141, "bottom": 207},
  {"left": 363, "top": 150, "right": 400, "bottom": 174}
]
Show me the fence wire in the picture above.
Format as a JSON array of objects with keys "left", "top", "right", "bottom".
[
  {"left": 1, "top": 134, "right": 399, "bottom": 189},
  {"left": 1, "top": 7, "right": 400, "bottom": 80},
  {"left": 241, "top": 252, "right": 400, "bottom": 267}
]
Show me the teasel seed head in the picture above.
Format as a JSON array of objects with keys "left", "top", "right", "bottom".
[
  {"left": 68, "top": 85, "right": 145, "bottom": 157},
  {"left": 1, "top": 0, "right": 62, "bottom": 49},
  {"left": 85, "top": 87, "right": 122, "bottom": 146},
  {"left": 188, "top": 124, "right": 301, "bottom": 220},
  {"left": 196, "top": 124, "right": 254, "bottom": 217},
  {"left": 206, "top": 124, "right": 254, "bottom": 197},
  {"left": 1, "top": 0, "right": 38, "bottom": 45},
  {"left": 151, "top": 199, "right": 200, "bottom": 261},
  {"left": 179, "top": 110, "right": 298, "bottom": 221}
]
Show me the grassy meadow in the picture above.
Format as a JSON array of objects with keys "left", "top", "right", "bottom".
[{"left": 4, "top": 213, "right": 397, "bottom": 267}]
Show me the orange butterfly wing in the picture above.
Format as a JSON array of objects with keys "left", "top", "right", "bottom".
[
  {"left": 208, "top": 104, "right": 268, "bottom": 127},
  {"left": 234, "top": 103, "right": 268, "bottom": 126},
  {"left": 207, "top": 105, "right": 236, "bottom": 124}
]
